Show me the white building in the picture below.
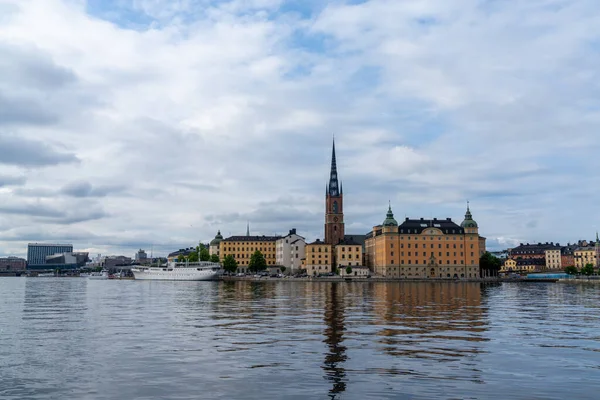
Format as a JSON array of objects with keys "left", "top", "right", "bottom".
[{"left": 275, "top": 229, "right": 306, "bottom": 273}]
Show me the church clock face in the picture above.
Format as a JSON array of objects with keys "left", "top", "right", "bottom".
[{"left": 333, "top": 217, "right": 338, "bottom": 222}]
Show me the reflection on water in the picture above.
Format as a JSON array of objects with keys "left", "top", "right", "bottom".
[
  {"left": 322, "top": 283, "right": 347, "bottom": 398},
  {"left": 1, "top": 279, "right": 599, "bottom": 400}
]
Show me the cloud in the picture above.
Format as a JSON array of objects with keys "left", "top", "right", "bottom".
[
  {"left": 59, "top": 181, "right": 127, "bottom": 198},
  {"left": 0, "top": 133, "right": 79, "bottom": 167},
  {"left": 0, "top": 175, "right": 26, "bottom": 187},
  {"left": 1, "top": 0, "right": 600, "bottom": 257}
]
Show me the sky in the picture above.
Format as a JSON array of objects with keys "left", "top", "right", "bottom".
[{"left": 1, "top": 0, "right": 599, "bottom": 258}]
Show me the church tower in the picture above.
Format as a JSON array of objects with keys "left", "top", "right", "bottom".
[{"left": 325, "top": 138, "right": 345, "bottom": 245}]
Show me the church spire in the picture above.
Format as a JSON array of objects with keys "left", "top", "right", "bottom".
[
  {"left": 246, "top": 221, "right": 250, "bottom": 237},
  {"left": 328, "top": 137, "right": 339, "bottom": 196}
]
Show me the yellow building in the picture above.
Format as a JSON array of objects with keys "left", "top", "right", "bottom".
[
  {"left": 219, "top": 234, "right": 280, "bottom": 273},
  {"left": 304, "top": 240, "right": 333, "bottom": 276},
  {"left": 574, "top": 246, "right": 597, "bottom": 269},
  {"left": 501, "top": 258, "right": 517, "bottom": 273},
  {"left": 335, "top": 238, "right": 363, "bottom": 268},
  {"left": 544, "top": 248, "right": 561, "bottom": 270},
  {"left": 365, "top": 204, "right": 484, "bottom": 279}
]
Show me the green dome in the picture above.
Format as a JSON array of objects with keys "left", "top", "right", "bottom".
[
  {"left": 382, "top": 204, "right": 398, "bottom": 227},
  {"left": 210, "top": 230, "right": 223, "bottom": 246},
  {"left": 461, "top": 205, "right": 478, "bottom": 228}
]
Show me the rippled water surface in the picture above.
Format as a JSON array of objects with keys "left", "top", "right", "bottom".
[{"left": 1, "top": 279, "right": 599, "bottom": 399}]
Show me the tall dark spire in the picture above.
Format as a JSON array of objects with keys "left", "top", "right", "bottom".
[
  {"left": 246, "top": 221, "right": 250, "bottom": 237},
  {"left": 328, "top": 138, "right": 339, "bottom": 196}
]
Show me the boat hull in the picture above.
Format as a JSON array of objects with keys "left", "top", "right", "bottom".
[{"left": 131, "top": 268, "right": 220, "bottom": 281}]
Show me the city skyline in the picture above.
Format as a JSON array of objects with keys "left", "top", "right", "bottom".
[{"left": 1, "top": 0, "right": 600, "bottom": 258}]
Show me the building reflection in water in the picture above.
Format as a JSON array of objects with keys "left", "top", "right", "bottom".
[
  {"left": 322, "top": 283, "right": 347, "bottom": 398},
  {"left": 372, "top": 282, "right": 489, "bottom": 363}
]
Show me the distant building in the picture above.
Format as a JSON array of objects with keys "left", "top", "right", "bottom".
[
  {"left": 335, "top": 237, "right": 363, "bottom": 269},
  {"left": 219, "top": 235, "right": 281, "bottom": 273},
  {"left": 209, "top": 231, "right": 223, "bottom": 258},
  {"left": 304, "top": 239, "right": 333, "bottom": 276},
  {"left": 45, "top": 252, "right": 89, "bottom": 269},
  {"left": 167, "top": 248, "right": 196, "bottom": 262},
  {"left": 0, "top": 257, "right": 26, "bottom": 271},
  {"left": 508, "top": 242, "right": 561, "bottom": 260},
  {"left": 275, "top": 229, "right": 305, "bottom": 273},
  {"left": 135, "top": 249, "right": 148, "bottom": 262},
  {"left": 101, "top": 255, "right": 133, "bottom": 269},
  {"left": 364, "top": 204, "right": 484, "bottom": 279},
  {"left": 561, "top": 244, "right": 577, "bottom": 268},
  {"left": 545, "top": 248, "right": 562, "bottom": 270},
  {"left": 27, "top": 243, "right": 74, "bottom": 270},
  {"left": 502, "top": 258, "right": 545, "bottom": 273}
]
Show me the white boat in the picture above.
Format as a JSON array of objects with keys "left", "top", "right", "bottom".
[
  {"left": 131, "top": 261, "right": 222, "bottom": 281},
  {"left": 88, "top": 270, "right": 109, "bottom": 280}
]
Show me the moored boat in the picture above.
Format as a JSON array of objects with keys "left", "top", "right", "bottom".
[
  {"left": 131, "top": 261, "right": 222, "bottom": 281},
  {"left": 88, "top": 270, "right": 109, "bottom": 280}
]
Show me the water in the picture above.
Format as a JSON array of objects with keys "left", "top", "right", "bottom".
[{"left": 1, "top": 279, "right": 599, "bottom": 400}]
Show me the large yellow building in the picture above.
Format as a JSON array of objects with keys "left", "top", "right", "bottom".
[
  {"left": 304, "top": 240, "right": 333, "bottom": 276},
  {"left": 219, "top": 234, "right": 280, "bottom": 273},
  {"left": 574, "top": 246, "right": 598, "bottom": 269},
  {"left": 365, "top": 204, "right": 485, "bottom": 279}
]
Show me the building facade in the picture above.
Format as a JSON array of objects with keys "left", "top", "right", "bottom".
[
  {"left": 219, "top": 235, "right": 280, "bottom": 273},
  {"left": 275, "top": 229, "right": 306, "bottom": 273},
  {"left": 365, "top": 204, "right": 484, "bottom": 279},
  {"left": 0, "top": 257, "right": 26, "bottom": 271},
  {"left": 574, "top": 246, "right": 597, "bottom": 269},
  {"left": 545, "top": 249, "right": 562, "bottom": 270},
  {"left": 335, "top": 238, "right": 363, "bottom": 269},
  {"left": 45, "top": 252, "right": 89, "bottom": 269},
  {"left": 508, "top": 242, "right": 561, "bottom": 260},
  {"left": 304, "top": 240, "right": 333, "bottom": 276},
  {"left": 135, "top": 249, "right": 148, "bottom": 262},
  {"left": 27, "top": 243, "right": 74, "bottom": 269}
]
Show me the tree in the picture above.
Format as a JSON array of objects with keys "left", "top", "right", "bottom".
[
  {"left": 177, "top": 254, "right": 186, "bottom": 262},
  {"left": 581, "top": 263, "right": 595, "bottom": 276},
  {"left": 210, "top": 254, "right": 220, "bottom": 263},
  {"left": 565, "top": 266, "right": 578, "bottom": 275},
  {"left": 222, "top": 255, "right": 238, "bottom": 274},
  {"left": 248, "top": 250, "right": 267, "bottom": 273},
  {"left": 480, "top": 252, "right": 502, "bottom": 277},
  {"left": 346, "top": 266, "right": 353, "bottom": 275},
  {"left": 199, "top": 247, "right": 210, "bottom": 262},
  {"left": 188, "top": 251, "right": 199, "bottom": 262},
  {"left": 280, "top": 266, "right": 286, "bottom": 274}
]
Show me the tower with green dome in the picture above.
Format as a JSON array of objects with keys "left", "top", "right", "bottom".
[
  {"left": 382, "top": 202, "right": 398, "bottom": 233},
  {"left": 209, "top": 230, "right": 224, "bottom": 259},
  {"left": 460, "top": 202, "right": 479, "bottom": 235}
]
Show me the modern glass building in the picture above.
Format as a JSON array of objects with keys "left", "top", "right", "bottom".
[{"left": 27, "top": 243, "right": 74, "bottom": 270}]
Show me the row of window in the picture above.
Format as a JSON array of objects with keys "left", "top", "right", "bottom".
[
  {"left": 398, "top": 235, "right": 474, "bottom": 240},
  {"left": 391, "top": 243, "right": 472, "bottom": 249},
  {"left": 224, "top": 247, "right": 274, "bottom": 252},
  {"left": 389, "top": 259, "right": 473, "bottom": 265},
  {"left": 389, "top": 251, "right": 475, "bottom": 257}
]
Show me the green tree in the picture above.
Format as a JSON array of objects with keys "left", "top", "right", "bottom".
[
  {"left": 177, "top": 254, "right": 186, "bottom": 262},
  {"left": 581, "top": 263, "right": 595, "bottom": 276},
  {"left": 248, "top": 250, "right": 267, "bottom": 273},
  {"left": 280, "top": 266, "right": 286, "bottom": 274},
  {"left": 565, "top": 266, "right": 578, "bottom": 275},
  {"left": 346, "top": 266, "right": 353, "bottom": 275},
  {"left": 199, "top": 247, "right": 210, "bottom": 261},
  {"left": 222, "top": 255, "right": 238, "bottom": 274},
  {"left": 480, "top": 252, "right": 502, "bottom": 276},
  {"left": 210, "top": 254, "right": 220, "bottom": 263},
  {"left": 188, "top": 251, "right": 199, "bottom": 262}
]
